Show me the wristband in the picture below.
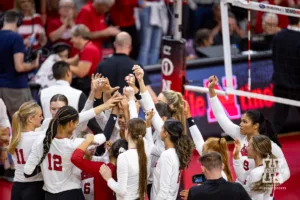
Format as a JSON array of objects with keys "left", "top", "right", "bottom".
[
  {"left": 1, "top": 146, "right": 8, "bottom": 151},
  {"left": 187, "top": 117, "right": 195, "bottom": 127}
]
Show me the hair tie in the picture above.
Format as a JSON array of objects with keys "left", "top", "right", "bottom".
[
  {"left": 119, "top": 147, "right": 126, "bottom": 154},
  {"left": 218, "top": 138, "right": 221, "bottom": 144},
  {"left": 138, "top": 135, "right": 143, "bottom": 139}
]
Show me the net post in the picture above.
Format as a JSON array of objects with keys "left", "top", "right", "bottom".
[
  {"left": 220, "top": 0, "right": 234, "bottom": 90},
  {"left": 174, "top": 0, "right": 183, "bottom": 40}
]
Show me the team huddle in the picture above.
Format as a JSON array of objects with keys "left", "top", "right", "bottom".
[{"left": 6, "top": 66, "right": 290, "bottom": 200}]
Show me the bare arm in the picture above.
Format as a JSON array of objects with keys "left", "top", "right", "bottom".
[
  {"left": 49, "top": 23, "right": 68, "bottom": 42},
  {"left": 70, "top": 61, "right": 91, "bottom": 78},
  {"left": 14, "top": 53, "right": 39, "bottom": 73}
]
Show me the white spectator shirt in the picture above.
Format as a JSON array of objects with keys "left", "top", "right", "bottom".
[
  {"left": 151, "top": 148, "right": 181, "bottom": 200},
  {"left": 12, "top": 131, "right": 45, "bottom": 182},
  {"left": 24, "top": 134, "right": 106, "bottom": 193},
  {"left": 40, "top": 80, "right": 83, "bottom": 118},
  {"left": 210, "top": 96, "right": 290, "bottom": 184},
  {"left": 0, "top": 98, "right": 10, "bottom": 128}
]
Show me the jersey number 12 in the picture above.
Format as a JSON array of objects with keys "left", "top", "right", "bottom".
[{"left": 48, "top": 154, "right": 62, "bottom": 171}]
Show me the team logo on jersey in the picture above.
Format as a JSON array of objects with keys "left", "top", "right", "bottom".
[
  {"left": 262, "top": 158, "right": 284, "bottom": 186},
  {"left": 240, "top": 144, "right": 248, "bottom": 156}
]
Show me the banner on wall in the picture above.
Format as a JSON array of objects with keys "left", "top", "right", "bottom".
[
  {"left": 150, "top": 59, "right": 300, "bottom": 137},
  {"left": 161, "top": 36, "right": 186, "bottom": 93}
]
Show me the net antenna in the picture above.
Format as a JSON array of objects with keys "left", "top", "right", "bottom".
[{"left": 185, "top": 0, "right": 300, "bottom": 107}]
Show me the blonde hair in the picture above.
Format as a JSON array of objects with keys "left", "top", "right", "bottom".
[
  {"left": 203, "top": 137, "right": 234, "bottom": 182},
  {"left": 161, "top": 90, "right": 186, "bottom": 134},
  {"left": 251, "top": 135, "right": 277, "bottom": 193},
  {"left": 8, "top": 101, "right": 40, "bottom": 154}
]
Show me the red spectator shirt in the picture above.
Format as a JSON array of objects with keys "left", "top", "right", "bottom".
[
  {"left": 79, "top": 41, "right": 101, "bottom": 76},
  {"left": 76, "top": 3, "right": 107, "bottom": 50},
  {"left": 71, "top": 149, "right": 116, "bottom": 200},
  {"left": 47, "top": 17, "right": 79, "bottom": 56},
  {"left": 110, "top": 0, "right": 138, "bottom": 27}
]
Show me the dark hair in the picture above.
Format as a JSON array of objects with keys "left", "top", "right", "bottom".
[
  {"left": 110, "top": 139, "right": 128, "bottom": 159},
  {"left": 52, "top": 61, "right": 70, "bottom": 80},
  {"left": 3, "top": 10, "right": 22, "bottom": 24},
  {"left": 200, "top": 152, "right": 223, "bottom": 170},
  {"left": 194, "top": 29, "right": 211, "bottom": 47},
  {"left": 245, "top": 110, "right": 281, "bottom": 147},
  {"left": 164, "top": 119, "right": 193, "bottom": 169},
  {"left": 288, "top": 5, "right": 300, "bottom": 25},
  {"left": 52, "top": 42, "right": 71, "bottom": 54},
  {"left": 127, "top": 118, "right": 147, "bottom": 200},
  {"left": 155, "top": 102, "right": 172, "bottom": 119},
  {"left": 39, "top": 106, "right": 79, "bottom": 165},
  {"left": 50, "top": 94, "right": 68, "bottom": 105}
]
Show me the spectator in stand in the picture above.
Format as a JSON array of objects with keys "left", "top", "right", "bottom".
[
  {"left": 47, "top": 0, "right": 78, "bottom": 56},
  {"left": 40, "top": 0, "right": 60, "bottom": 23},
  {"left": 15, "top": 0, "right": 47, "bottom": 50},
  {"left": 201, "top": 3, "right": 221, "bottom": 30},
  {"left": 262, "top": 13, "right": 281, "bottom": 35},
  {"left": 76, "top": 0, "right": 120, "bottom": 55},
  {"left": 109, "top": 0, "right": 143, "bottom": 59},
  {"left": 68, "top": 24, "right": 101, "bottom": 96},
  {"left": 96, "top": 32, "right": 157, "bottom": 101},
  {"left": 271, "top": 7, "right": 300, "bottom": 133},
  {"left": 34, "top": 42, "right": 71, "bottom": 89},
  {"left": 255, "top": 0, "right": 294, "bottom": 34},
  {"left": 0, "top": 10, "right": 39, "bottom": 119},
  {"left": 212, "top": 12, "right": 244, "bottom": 46},
  {"left": 0, "top": 0, "right": 14, "bottom": 12},
  {"left": 185, "top": 29, "right": 213, "bottom": 60},
  {"left": 138, "top": 0, "right": 168, "bottom": 66}
]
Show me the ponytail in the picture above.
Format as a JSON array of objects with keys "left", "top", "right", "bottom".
[
  {"left": 245, "top": 110, "right": 281, "bottom": 148},
  {"left": 39, "top": 106, "right": 79, "bottom": 165},
  {"left": 175, "top": 134, "right": 193, "bottom": 169},
  {"left": 218, "top": 138, "right": 234, "bottom": 182},
  {"left": 263, "top": 119, "right": 281, "bottom": 148},
  {"left": 137, "top": 135, "right": 147, "bottom": 200},
  {"left": 8, "top": 111, "right": 22, "bottom": 154},
  {"left": 127, "top": 118, "right": 147, "bottom": 200},
  {"left": 39, "top": 118, "right": 59, "bottom": 165},
  {"left": 8, "top": 102, "right": 40, "bottom": 154}
]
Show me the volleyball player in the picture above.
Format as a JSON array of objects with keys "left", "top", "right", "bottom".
[
  {"left": 208, "top": 75, "right": 290, "bottom": 184},
  {"left": 24, "top": 97, "right": 120, "bottom": 199},
  {"left": 233, "top": 135, "right": 278, "bottom": 199},
  {"left": 8, "top": 102, "right": 44, "bottom": 200},
  {"left": 100, "top": 118, "right": 152, "bottom": 200},
  {"left": 71, "top": 105, "right": 126, "bottom": 200}
]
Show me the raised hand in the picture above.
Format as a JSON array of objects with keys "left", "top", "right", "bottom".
[
  {"left": 100, "top": 164, "right": 112, "bottom": 181},
  {"left": 103, "top": 92, "right": 123, "bottom": 110},
  {"left": 132, "top": 65, "right": 144, "bottom": 82},
  {"left": 207, "top": 75, "right": 218, "bottom": 89},
  {"left": 101, "top": 77, "right": 120, "bottom": 94},
  {"left": 233, "top": 140, "right": 241, "bottom": 160},
  {"left": 123, "top": 86, "right": 135, "bottom": 101},
  {"left": 183, "top": 100, "right": 192, "bottom": 119}
]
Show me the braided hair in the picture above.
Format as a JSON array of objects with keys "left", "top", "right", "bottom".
[{"left": 38, "top": 106, "right": 78, "bottom": 165}]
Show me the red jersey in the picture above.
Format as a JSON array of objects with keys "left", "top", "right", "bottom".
[
  {"left": 79, "top": 41, "right": 101, "bottom": 76},
  {"left": 71, "top": 149, "right": 116, "bottom": 200},
  {"left": 110, "top": 0, "right": 138, "bottom": 27},
  {"left": 76, "top": 3, "right": 107, "bottom": 50},
  {"left": 46, "top": 17, "right": 79, "bottom": 56}
]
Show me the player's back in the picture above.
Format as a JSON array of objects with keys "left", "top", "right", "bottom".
[
  {"left": 40, "top": 137, "right": 85, "bottom": 193},
  {"left": 12, "top": 131, "right": 44, "bottom": 182}
]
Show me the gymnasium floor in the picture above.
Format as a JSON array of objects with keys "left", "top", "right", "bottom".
[{"left": 1, "top": 133, "right": 299, "bottom": 200}]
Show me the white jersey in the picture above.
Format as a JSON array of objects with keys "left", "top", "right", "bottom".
[
  {"left": 210, "top": 96, "right": 290, "bottom": 184},
  {"left": 81, "top": 172, "right": 94, "bottom": 200},
  {"left": 151, "top": 148, "right": 181, "bottom": 200},
  {"left": 24, "top": 134, "right": 106, "bottom": 193},
  {"left": 0, "top": 98, "right": 10, "bottom": 128},
  {"left": 11, "top": 131, "right": 45, "bottom": 182},
  {"left": 243, "top": 165, "right": 273, "bottom": 200}
]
